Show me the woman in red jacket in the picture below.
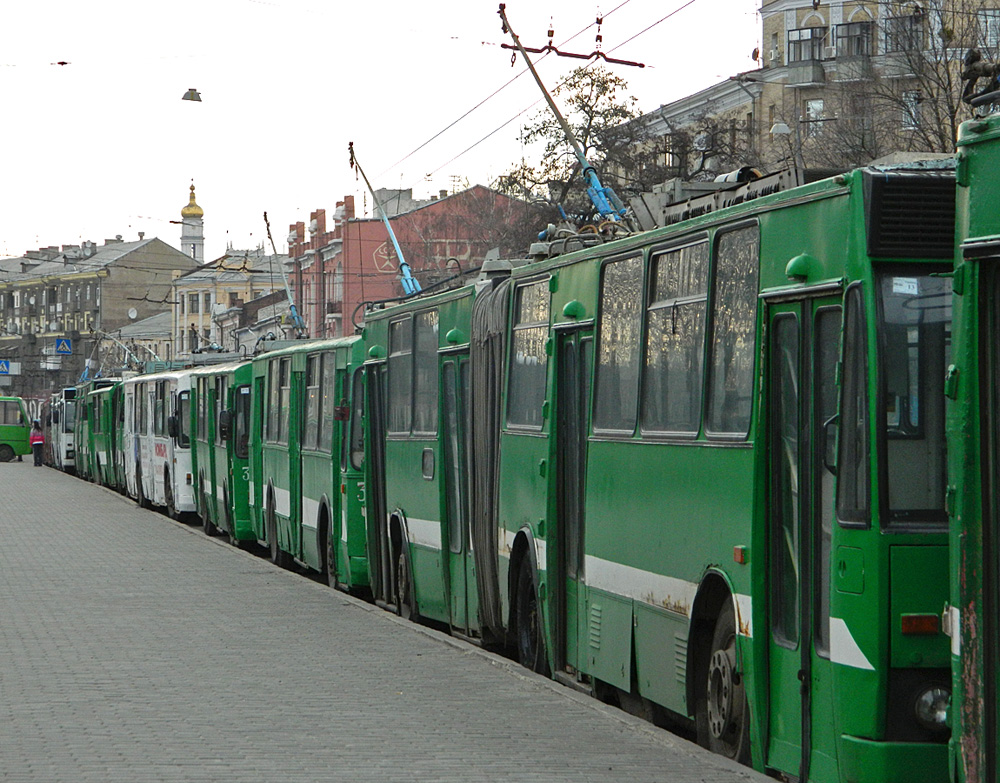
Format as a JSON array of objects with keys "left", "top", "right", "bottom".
[{"left": 29, "top": 420, "right": 44, "bottom": 467}]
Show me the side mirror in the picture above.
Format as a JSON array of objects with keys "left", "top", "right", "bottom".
[
  {"left": 823, "top": 414, "right": 839, "bottom": 475},
  {"left": 167, "top": 415, "right": 179, "bottom": 439},
  {"left": 218, "top": 409, "right": 233, "bottom": 440}
]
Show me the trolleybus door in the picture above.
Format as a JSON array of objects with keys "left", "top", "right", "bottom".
[
  {"left": 367, "top": 362, "right": 391, "bottom": 607},
  {"left": 766, "top": 298, "right": 840, "bottom": 780},
  {"left": 442, "top": 356, "right": 476, "bottom": 635},
  {"left": 554, "top": 328, "right": 593, "bottom": 675}
]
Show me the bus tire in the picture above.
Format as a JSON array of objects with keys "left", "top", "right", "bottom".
[
  {"left": 326, "top": 531, "right": 340, "bottom": 590},
  {"left": 201, "top": 477, "right": 218, "bottom": 536},
  {"left": 396, "top": 546, "right": 416, "bottom": 621},
  {"left": 164, "top": 470, "right": 180, "bottom": 520},
  {"left": 0, "top": 444, "right": 14, "bottom": 462},
  {"left": 137, "top": 471, "right": 152, "bottom": 509},
  {"left": 696, "top": 600, "right": 750, "bottom": 765},
  {"left": 515, "top": 560, "right": 547, "bottom": 675},
  {"left": 266, "top": 502, "right": 292, "bottom": 570}
]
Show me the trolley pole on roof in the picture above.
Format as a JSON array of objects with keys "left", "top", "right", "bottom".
[
  {"left": 263, "top": 212, "right": 307, "bottom": 337},
  {"left": 349, "top": 142, "right": 421, "bottom": 296},
  {"left": 497, "top": 3, "right": 631, "bottom": 227}
]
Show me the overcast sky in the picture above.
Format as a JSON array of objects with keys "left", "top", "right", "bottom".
[{"left": 0, "top": 0, "right": 760, "bottom": 261}]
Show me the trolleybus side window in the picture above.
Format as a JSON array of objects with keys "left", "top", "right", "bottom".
[
  {"left": 304, "top": 354, "right": 321, "bottom": 450},
  {"left": 277, "top": 358, "right": 291, "bottom": 445},
  {"left": 177, "top": 390, "right": 191, "bottom": 449},
  {"left": 413, "top": 310, "right": 440, "bottom": 435},
  {"left": 706, "top": 224, "right": 760, "bottom": 438},
  {"left": 348, "top": 368, "right": 365, "bottom": 470},
  {"left": 876, "top": 269, "right": 951, "bottom": 529},
  {"left": 770, "top": 313, "right": 800, "bottom": 646},
  {"left": 234, "top": 385, "right": 251, "bottom": 459},
  {"left": 507, "top": 280, "right": 549, "bottom": 429},
  {"left": 92, "top": 398, "right": 102, "bottom": 434},
  {"left": 320, "top": 352, "right": 336, "bottom": 452},
  {"left": 267, "top": 360, "right": 280, "bottom": 441},
  {"left": 388, "top": 317, "right": 413, "bottom": 434},
  {"left": 197, "top": 377, "right": 208, "bottom": 439},
  {"left": 214, "top": 377, "right": 227, "bottom": 446},
  {"left": 642, "top": 240, "right": 709, "bottom": 435},
  {"left": 154, "top": 382, "right": 166, "bottom": 437},
  {"left": 836, "top": 284, "right": 871, "bottom": 527},
  {"left": 593, "top": 255, "right": 643, "bottom": 433}
]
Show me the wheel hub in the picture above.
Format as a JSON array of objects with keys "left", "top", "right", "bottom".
[{"left": 707, "top": 648, "right": 734, "bottom": 740}]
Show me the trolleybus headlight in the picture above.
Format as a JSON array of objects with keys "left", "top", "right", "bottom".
[{"left": 914, "top": 687, "right": 950, "bottom": 732}]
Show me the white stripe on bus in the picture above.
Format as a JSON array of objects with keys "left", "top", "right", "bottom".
[
  {"left": 405, "top": 517, "right": 441, "bottom": 550},
  {"left": 829, "top": 617, "right": 875, "bottom": 670}
]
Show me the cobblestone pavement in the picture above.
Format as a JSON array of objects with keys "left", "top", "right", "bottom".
[{"left": 0, "top": 462, "right": 768, "bottom": 783}]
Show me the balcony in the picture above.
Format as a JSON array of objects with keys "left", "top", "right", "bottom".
[{"left": 786, "top": 59, "right": 826, "bottom": 86}]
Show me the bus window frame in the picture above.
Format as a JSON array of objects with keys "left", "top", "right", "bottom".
[{"left": 506, "top": 276, "right": 551, "bottom": 432}]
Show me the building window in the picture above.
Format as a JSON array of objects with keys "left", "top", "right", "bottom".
[
  {"left": 902, "top": 90, "right": 922, "bottom": 129},
  {"left": 788, "top": 27, "right": 827, "bottom": 62},
  {"left": 836, "top": 21, "right": 873, "bottom": 57},
  {"left": 189, "top": 293, "right": 199, "bottom": 314},
  {"left": 885, "top": 14, "right": 922, "bottom": 53},
  {"left": 203, "top": 292, "right": 211, "bottom": 314},
  {"left": 981, "top": 9, "right": 1000, "bottom": 51},
  {"left": 805, "top": 99, "right": 825, "bottom": 137}
]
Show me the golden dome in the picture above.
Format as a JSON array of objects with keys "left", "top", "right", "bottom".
[{"left": 181, "top": 183, "right": 204, "bottom": 218}]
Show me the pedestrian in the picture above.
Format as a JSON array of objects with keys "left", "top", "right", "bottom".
[{"left": 29, "top": 420, "right": 44, "bottom": 467}]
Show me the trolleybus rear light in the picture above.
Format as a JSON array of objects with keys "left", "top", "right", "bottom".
[
  {"left": 733, "top": 546, "right": 748, "bottom": 565},
  {"left": 901, "top": 614, "right": 940, "bottom": 635}
]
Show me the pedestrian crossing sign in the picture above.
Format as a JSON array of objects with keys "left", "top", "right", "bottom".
[
  {"left": 0, "top": 360, "right": 7, "bottom": 374},
  {"left": 55, "top": 338, "right": 72, "bottom": 355}
]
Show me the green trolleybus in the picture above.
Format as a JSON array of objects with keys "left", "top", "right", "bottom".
[
  {"left": 364, "top": 164, "right": 956, "bottom": 782},
  {"left": 0, "top": 395, "right": 31, "bottom": 462},
  {"left": 949, "top": 110, "right": 1000, "bottom": 783},
  {"left": 250, "top": 337, "right": 368, "bottom": 590},
  {"left": 189, "top": 361, "right": 255, "bottom": 545}
]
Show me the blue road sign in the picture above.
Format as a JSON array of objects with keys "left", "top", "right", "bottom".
[
  {"left": 55, "top": 338, "right": 72, "bottom": 355},
  {"left": 0, "top": 360, "right": 8, "bottom": 375}
]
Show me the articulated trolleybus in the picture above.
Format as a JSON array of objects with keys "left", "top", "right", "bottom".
[
  {"left": 949, "top": 108, "right": 1000, "bottom": 783},
  {"left": 363, "top": 163, "right": 955, "bottom": 783}
]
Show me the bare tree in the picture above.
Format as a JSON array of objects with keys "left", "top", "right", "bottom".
[{"left": 496, "top": 66, "right": 668, "bottom": 219}]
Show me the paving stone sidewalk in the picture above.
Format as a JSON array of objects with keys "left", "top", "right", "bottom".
[{"left": 0, "top": 462, "right": 768, "bottom": 783}]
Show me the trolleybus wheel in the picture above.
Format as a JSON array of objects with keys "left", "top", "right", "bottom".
[
  {"left": 137, "top": 471, "right": 152, "bottom": 509},
  {"left": 0, "top": 444, "right": 14, "bottom": 462},
  {"left": 326, "top": 533, "right": 340, "bottom": 590},
  {"left": 164, "top": 471, "right": 180, "bottom": 520},
  {"left": 515, "top": 560, "right": 547, "bottom": 675},
  {"left": 201, "top": 478, "right": 218, "bottom": 536},
  {"left": 697, "top": 600, "right": 750, "bottom": 764},
  {"left": 266, "top": 503, "right": 292, "bottom": 569},
  {"left": 396, "top": 547, "right": 416, "bottom": 621}
]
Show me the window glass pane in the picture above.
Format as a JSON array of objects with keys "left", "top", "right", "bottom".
[
  {"left": 388, "top": 318, "right": 413, "bottom": 434},
  {"left": 178, "top": 390, "right": 191, "bottom": 449},
  {"left": 278, "top": 359, "right": 290, "bottom": 444},
  {"left": 234, "top": 385, "right": 251, "bottom": 459},
  {"left": 814, "top": 307, "right": 841, "bottom": 657},
  {"left": 878, "top": 271, "right": 951, "bottom": 528},
  {"left": 413, "top": 310, "right": 440, "bottom": 434},
  {"left": 770, "top": 315, "right": 800, "bottom": 646},
  {"left": 320, "top": 353, "right": 336, "bottom": 453},
  {"left": 642, "top": 242, "right": 709, "bottom": 433},
  {"left": 706, "top": 226, "right": 759, "bottom": 436},
  {"left": 267, "top": 361, "right": 280, "bottom": 442},
  {"left": 305, "top": 355, "right": 320, "bottom": 450},
  {"left": 837, "top": 285, "right": 871, "bottom": 525},
  {"left": 594, "top": 256, "right": 643, "bottom": 432},
  {"left": 508, "top": 281, "right": 550, "bottom": 428},
  {"left": 154, "top": 382, "right": 165, "bottom": 436},
  {"left": 214, "top": 377, "right": 227, "bottom": 445},
  {"left": 349, "top": 369, "right": 365, "bottom": 470}
]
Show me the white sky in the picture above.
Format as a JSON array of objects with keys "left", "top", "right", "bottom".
[{"left": 0, "top": 0, "right": 761, "bottom": 261}]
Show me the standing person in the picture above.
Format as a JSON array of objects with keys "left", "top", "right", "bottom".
[{"left": 29, "top": 420, "right": 44, "bottom": 467}]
